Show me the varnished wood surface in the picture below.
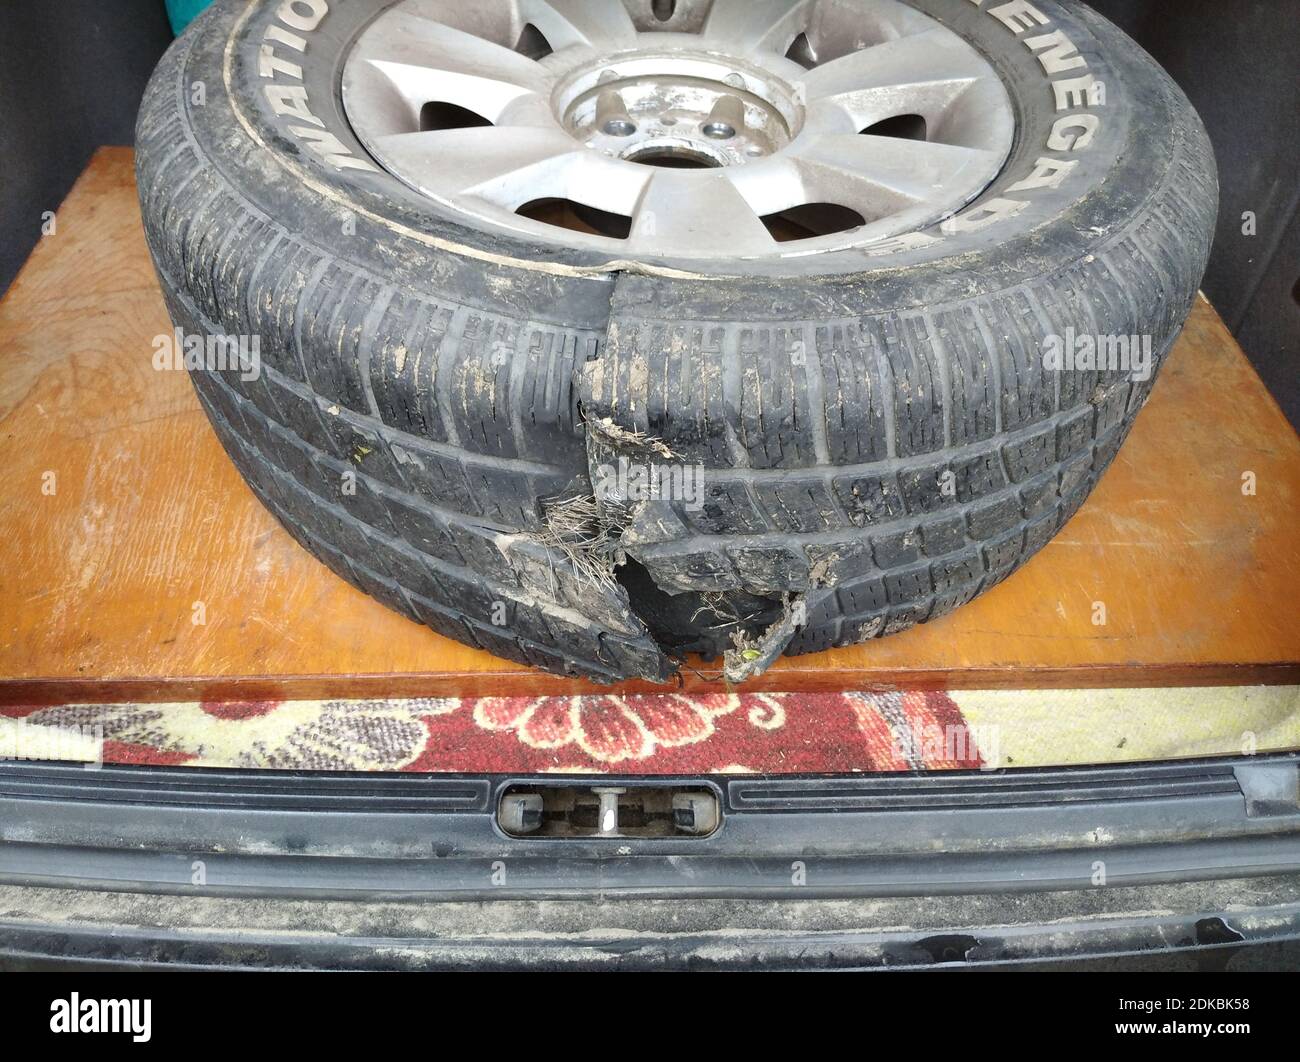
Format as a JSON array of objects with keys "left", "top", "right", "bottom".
[{"left": 1, "top": 148, "right": 1297, "bottom": 703}]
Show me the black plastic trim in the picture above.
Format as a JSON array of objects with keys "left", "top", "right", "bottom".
[{"left": 0, "top": 755, "right": 1297, "bottom": 900}]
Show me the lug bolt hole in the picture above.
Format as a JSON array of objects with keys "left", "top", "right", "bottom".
[
  {"left": 603, "top": 118, "right": 637, "bottom": 137},
  {"left": 703, "top": 122, "right": 736, "bottom": 140}
]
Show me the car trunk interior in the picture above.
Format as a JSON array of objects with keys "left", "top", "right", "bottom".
[
  {"left": 0, "top": 153, "right": 1297, "bottom": 782},
  {"left": 0, "top": 0, "right": 1297, "bottom": 878},
  {"left": 2, "top": 155, "right": 1296, "bottom": 780}
]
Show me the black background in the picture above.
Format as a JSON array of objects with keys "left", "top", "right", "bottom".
[{"left": 2, "top": 970, "right": 1292, "bottom": 1026}]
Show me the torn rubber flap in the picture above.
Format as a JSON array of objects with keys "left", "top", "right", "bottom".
[{"left": 580, "top": 360, "right": 805, "bottom": 682}]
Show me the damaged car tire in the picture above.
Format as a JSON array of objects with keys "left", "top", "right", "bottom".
[{"left": 136, "top": 0, "right": 1218, "bottom": 682}]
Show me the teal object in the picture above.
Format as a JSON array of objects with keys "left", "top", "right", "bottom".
[{"left": 165, "top": 0, "right": 214, "bottom": 35}]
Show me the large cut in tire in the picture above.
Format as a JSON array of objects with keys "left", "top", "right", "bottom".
[{"left": 136, "top": 0, "right": 1218, "bottom": 682}]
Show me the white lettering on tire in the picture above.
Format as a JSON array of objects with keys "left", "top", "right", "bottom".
[{"left": 256, "top": 1, "right": 376, "bottom": 172}]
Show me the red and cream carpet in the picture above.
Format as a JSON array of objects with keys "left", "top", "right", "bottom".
[{"left": 3, "top": 686, "right": 1297, "bottom": 774}]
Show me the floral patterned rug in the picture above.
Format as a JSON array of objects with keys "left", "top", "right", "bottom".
[
  {"left": 2, "top": 686, "right": 1297, "bottom": 774},
  {"left": 0, "top": 692, "right": 981, "bottom": 774}
]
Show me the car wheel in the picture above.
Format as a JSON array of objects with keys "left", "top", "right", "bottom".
[{"left": 136, "top": 0, "right": 1219, "bottom": 681}]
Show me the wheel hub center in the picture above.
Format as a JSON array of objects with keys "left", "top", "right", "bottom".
[{"left": 556, "top": 55, "right": 800, "bottom": 168}]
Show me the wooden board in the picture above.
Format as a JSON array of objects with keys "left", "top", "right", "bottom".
[{"left": 2, "top": 148, "right": 1298, "bottom": 704}]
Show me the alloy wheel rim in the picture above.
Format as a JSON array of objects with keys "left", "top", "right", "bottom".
[{"left": 341, "top": 0, "right": 1015, "bottom": 261}]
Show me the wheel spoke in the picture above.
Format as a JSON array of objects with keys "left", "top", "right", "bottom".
[
  {"left": 514, "top": 0, "right": 639, "bottom": 51},
  {"left": 345, "top": 13, "right": 553, "bottom": 134},
  {"left": 789, "top": 133, "right": 1000, "bottom": 218},
  {"left": 355, "top": 58, "right": 553, "bottom": 131},
  {"left": 374, "top": 127, "right": 653, "bottom": 219},
  {"left": 372, "top": 127, "right": 582, "bottom": 208},
  {"left": 700, "top": 0, "right": 814, "bottom": 53},
  {"left": 726, "top": 157, "right": 810, "bottom": 217},
  {"left": 803, "top": 28, "right": 994, "bottom": 126},
  {"left": 353, "top": 10, "right": 551, "bottom": 92},
  {"left": 627, "top": 170, "right": 775, "bottom": 257}
]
